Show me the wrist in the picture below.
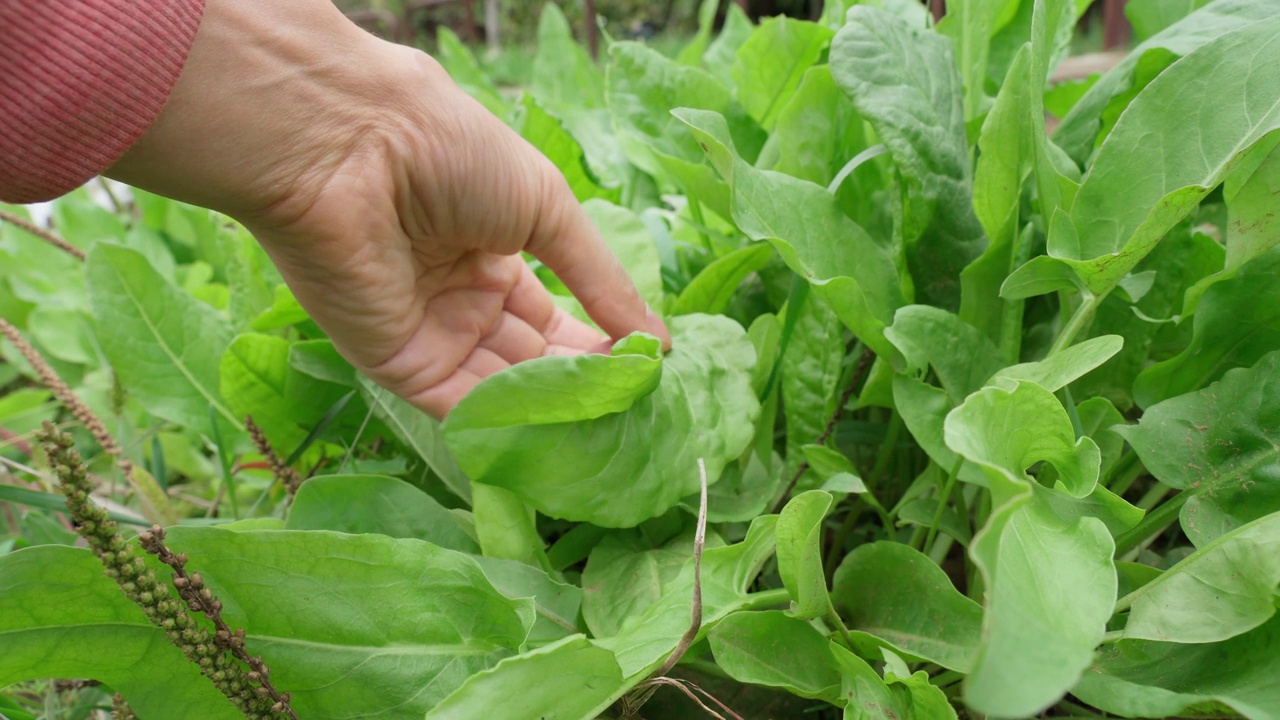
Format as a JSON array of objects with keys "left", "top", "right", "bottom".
[{"left": 106, "top": 0, "right": 401, "bottom": 221}]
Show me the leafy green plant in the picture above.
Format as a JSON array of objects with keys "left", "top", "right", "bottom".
[{"left": 4, "top": 0, "right": 1280, "bottom": 718}]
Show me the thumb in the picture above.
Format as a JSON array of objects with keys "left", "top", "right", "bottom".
[{"left": 524, "top": 168, "right": 671, "bottom": 349}]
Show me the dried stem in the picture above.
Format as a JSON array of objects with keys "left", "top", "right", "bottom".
[
  {"left": 36, "top": 424, "right": 295, "bottom": 720},
  {"left": 245, "top": 417, "right": 304, "bottom": 497},
  {"left": 773, "top": 348, "right": 876, "bottom": 512},
  {"left": 0, "top": 209, "right": 85, "bottom": 261},
  {"left": 0, "top": 423, "right": 34, "bottom": 456},
  {"left": 655, "top": 457, "right": 709, "bottom": 678}
]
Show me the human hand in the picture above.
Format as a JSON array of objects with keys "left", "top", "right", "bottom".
[{"left": 107, "top": 0, "right": 670, "bottom": 418}]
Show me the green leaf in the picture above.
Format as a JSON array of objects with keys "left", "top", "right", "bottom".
[
  {"left": 0, "top": 545, "right": 242, "bottom": 720},
  {"left": 1118, "top": 511, "right": 1280, "bottom": 643},
  {"left": 532, "top": 2, "right": 604, "bottom": 111},
  {"left": 285, "top": 474, "right": 478, "bottom": 552},
  {"left": 1054, "top": 0, "right": 1280, "bottom": 164},
  {"left": 165, "top": 528, "right": 533, "bottom": 719},
  {"left": 763, "top": 65, "right": 872, "bottom": 193},
  {"left": 426, "top": 636, "right": 624, "bottom": 720},
  {"left": 946, "top": 382, "right": 1116, "bottom": 716},
  {"left": 86, "top": 243, "right": 239, "bottom": 435},
  {"left": 829, "top": 642, "right": 956, "bottom": 720},
  {"left": 731, "top": 17, "right": 834, "bottom": 131},
  {"left": 1125, "top": 0, "right": 1215, "bottom": 41},
  {"left": 708, "top": 610, "right": 842, "bottom": 703},
  {"left": 802, "top": 445, "right": 867, "bottom": 494},
  {"left": 446, "top": 315, "right": 757, "bottom": 527},
  {"left": 595, "top": 515, "right": 778, "bottom": 679},
  {"left": 963, "top": 44, "right": 1035, "bottom": 344},
  {"left": 471, "top": 556, "right": 583, "bottom": 645},
  {"left": 1182, "top": 134, "right": 1280, "bottom": 314},
  {"left": 831, "top": 5, "right": 986, "bottom": 309},
  {"left": 250, "top": 284, "right": 310, "bottom": 332},
  {"left": 472, "top": 483, "right": 551, "bottom": 571},
  {"left": 358, "top": 376, "right": 471, "bottom": 504},
  {"left": 937, "top": 0, "right": 1011, "bottom": 120},
  {"left": 1046, "top": 16, "right": 1280, "bottom": 298},
  {"left": 703, "top": 3, "right": 754, "bottom": 90},
  {"left": 1122, "top": 351, "right": 1280, "bottom": 546},
  {"left": 675, "top": 108, "right": 905, "bottom": 362},
  {"left": 672, "top": 243, "right": 773, "bottom": 316},
  {"left": 782, "top": 295, "right": 844, "bottom": 478},
  {"left": 676, "top": 0, "right": 720, "bottom": 66},
  {"left": 517, "top": 95, "right": 619, "bottom": 204},
  {"left": 220, "top": 333, "right": 337, "bottom": 454},
  {"left": 776, "top": 490, "right": 835, "bottom": 620},
  {"left": 582, "top": 526, "right": 704, "bottom": 638},
  {"left": 988, "top": 334, "right": 1123, "bottom": 392},
  {"left": 832, "top": 542, "right": 983, "bottom": 673},
  {"left": 1073, "top": 614, "right": 1280, "bottom": 720},
  {"left": 886, "top": 305, "right": 1004, "bottom": 402}
]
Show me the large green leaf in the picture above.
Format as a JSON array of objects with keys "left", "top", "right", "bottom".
[
  {"left": 86, "top": 243, "right": 239, "bottom": 436},
  {"left": 1073, "top": 614, "right": 1280, "bottom": 720},
  {"left": 762, "top": 65, "right": 870, "bottom": 190},
  {"left": 582, "top": 526, "right": 703, "bottom": 638},
  {"left": 443, "top": 315, "right": 759, "bottom": 527},
  {"left": 1054, "top": 0, "right": 1278, "bottom": 163},
  {"left": 946, "top": 382, "right": 1116, "bottom": 717},
  {"left": 708, "top": 610, "right": 842, "bottom": 703},
  {"left": 831, "top": 5, "right": 986, "bottom": 309},
  {"left": 165, "top": 528, "right": 533, "bottom": 719},
  {"left": 675, "top": 108, "right": 905, "bottom": 362},
  {"left": 731, "top": 17, "right": 834, "bottom": 131},
  {"left": 1018, "top": 15, "right": 1280, "bottom": 298},
  {"left": 832, "top": 542, "right": 983, "bottom": 673},
  {"left": 1121, "top": 351, "right": 1280, "bottom": 546},
  {"left": 776, "top": 490, "right": 835, "bottom": 620},
  {"left": 0, "top": 545, "right": 242, "bottom": 720},
  {"left": 1117, "top": 511, "right": 1280, "bottom": 644},
  {"left": 426, "top": 636, "right": 624, "bottom": 720},
  {"left": 285, "top": 474, "right": 478, "bottom": 552},
  {"left": 1134, "top": 248, "right": 1280, "bottom": 408}
]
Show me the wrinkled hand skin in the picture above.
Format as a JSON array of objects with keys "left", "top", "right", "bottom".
[{"left": 108, "top": 0, "right": 670, "bottom": 419}]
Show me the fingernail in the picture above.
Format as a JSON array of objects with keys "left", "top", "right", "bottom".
[{"left": 645, "top": 310, "right": 672, "bottom": 350}]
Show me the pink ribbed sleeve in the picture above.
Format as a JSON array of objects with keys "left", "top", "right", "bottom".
[{"left": 0, "top": 0, "right": 205, "bottom": 203}]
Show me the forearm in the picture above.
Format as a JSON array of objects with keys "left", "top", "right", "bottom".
[{"left": 0, "top": 0, "right": 204, "bottom": 203}]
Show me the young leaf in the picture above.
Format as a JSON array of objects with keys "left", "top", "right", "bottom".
[
  {"left": 672, "top": 243, "right": 773, "bottom": 316},
  {"left": 1121, "top": 351, "right": 1280, "bottom": 546},
  {"left": 444, "top": 315, "right": 759, "bottom": 527},
  {"left": 531, "top": 2, "right": 604, "bottom": 111},
  {"left": 731, "top": 17, "right": 834, "bottom": 131},
  {"left": 776, "top": 490, "right": 835, "bottom": 619},
  {"left": 708, "top": 610, "right": 843, "bottom": 703},
  {"left": 86, "top": 243, "right": 239, "bottom": 437},
  {"left": 832, "top": 541, "right": 983, "bottom": 672},
  {"left": 781, "top": 295, "right": 844, "bottom": 477},
  {"left": 703, "top": 3, "right": 754, "bottom": 89},
  {"left": 831, "top": 5, "right": 986, "bottom": 309},
  {"left": 987, "top": 334, "right": 1123, "bottom": 392},
  {"left": 426, "top": 636, "right": 624, "bottom": 720},
  {"left": 0, "top": 546, "right": 242, "bottom": 720},
  {"left": 1118, "top": 511, "right": 1280, "bottom": 644},
  {"left": 946, "top": 382, "right": 1116, "bottom": 717},
  {"left": 675, "top": 108, "right": 905, "bottom": 362},
  {"left": 285, "top": 474, "right": 478, "bottom": 553},
  {"left": 762, "top": 65, "right": 872, "bottom": 193},
  {"left": 517, "top": 95, "right": 619, "bottom": 204},
  {"left": 885, "top": 305, "right": 1004, "bottom": 402},
  {"left": 1073, "top": 614, "right": 1280, "bottom": 720},
  {"left": 165, "top": 528, "right": 534, "bottom": 718},
  {"left": 472, "top": 483, "right": 552, "bottom": 571}
]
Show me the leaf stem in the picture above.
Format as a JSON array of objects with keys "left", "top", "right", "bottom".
[
  {"left": 924, "top": 459, "right": 964, "bottom": 556},
  {"left": 1113, "top": 491, "right": 1188, "bottom": 558},
  {"left": 739, "top": 587, "right": 791, "bottom": 611},
  {"left": 1048, "top": 290, "right": 1101, "bottom": 356},
  {"left": 1104, "top": 451, "right": 1143, "bottom": 496}
]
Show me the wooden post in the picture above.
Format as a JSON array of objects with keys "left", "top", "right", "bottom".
[
  {"left": 735, "top": 0, "right": 748, "bottom": 12},
  {"left": 930, "top": 0, "right": 946, "bottom": 22},
  {"left": 585, "top": 0, "right": 599, "bottom": 59},
  {"left": 1103, "top": 0, "right": 1130, "bottom": 50},
  {"left": 484, "top": 0, "right": 500, "bottom": 54}
]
